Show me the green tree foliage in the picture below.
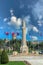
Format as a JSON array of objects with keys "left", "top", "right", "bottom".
[
  {"left": 1, "top": 49, "right": 9, "bottom": 64},
  {"left": 12, "top": 39, "right": 21, "bottom": 52},
  {"left": 39, "top": 42, "right": 43, "bottom": 50},
  {"left": 0, "top": 39, "right": 6, "bottom": 49},
  {"left": 0, "top": 39, "right": 43, "bottom": 53},
  {"left": 0, "top": 50, "right": 2, "bottom": 64}
]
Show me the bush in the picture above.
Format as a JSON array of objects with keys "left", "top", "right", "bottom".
[
  {"left": 0, "top": 55, "right": 1, "bottom": 63},
  {"left": 0, "top": 50, "right": 2, "bottom": 64},
  {"left": 1, "top": 49, "right": 9, "bottom": 64},
  {"left": 0, "top": 56, "right": 1, "bottom": 63}
]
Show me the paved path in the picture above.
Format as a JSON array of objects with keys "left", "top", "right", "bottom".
[{"left": 9, "top": 55, "right": 43, "bottom": 65}]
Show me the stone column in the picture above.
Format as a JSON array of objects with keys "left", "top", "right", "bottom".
[{"left": 20, "top": 20, "right": 28, "bottom": 54}]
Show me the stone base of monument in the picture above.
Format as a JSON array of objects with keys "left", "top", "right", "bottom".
[{"left": 20, "top": 45, "right": 29, "bottom": 55}]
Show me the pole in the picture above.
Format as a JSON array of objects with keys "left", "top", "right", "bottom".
[
  {"left": 38, "top": 41, "right": 39, "bottom": 51},
  {"left": 9, "top": 34, "right": 10, "bottom": 54},
  {"left": 33, "top": 43, "right": 34, "bottom": 51}
]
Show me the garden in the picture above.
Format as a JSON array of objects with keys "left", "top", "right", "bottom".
[{"left": 0, "top": 49, "right": 31, "bottom": 65}]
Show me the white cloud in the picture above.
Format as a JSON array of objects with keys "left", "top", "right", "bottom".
[
  {"left": 32, "top": 0, "right": 43, "bottom": 19},
  {"left": 10, "top": 9, "right": 13, "bottom": 13},
  {"left": 4, "top": 18, "right": 8, "bottom": 22},
  {"left": 28, "top": 24, "right": 33, "bottom": 31},
  {"left": 11, "top": 16, "right": 22, "bottom": 27},
  {"left": 24, "top": 15, "right": 30, "bottom": 23},
  {"left": 37, "top": 20, "right": 43, "bottom": 26},
  {"left": 38, "top": 20, "right": 41, "bottom": 24},
  {"left": 32, "top": 26, "right": 39, "bottom": 32},
  {"left": 11, "top": 16, "right": 17, "bottom": 23},
  {"left": 26, "top": 28, "right": 28, "bottom": 34},
  {"left": 38, "top": 20, "right": 42, "bottom": 26},
  {"left": 10, "top": 9, "right": 14, "bottom": 16},
  {"left": 39, "top": 15, "right": 42, "bottom": 20},
  {"left": 38, "top": 23, "right": 42, "bottom": 26},
  {"left": 17, "top": 18, "right": 22, "bottom": 26},
  {"left": 10, "top": 15, "right": 32, "bottom": 32},
  {"left": 30, "top": 36, "right": 38, "bottom": 41}
]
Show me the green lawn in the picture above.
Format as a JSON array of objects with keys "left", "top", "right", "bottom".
[{"left": 0, "top": 61, "right": 26, "bottom": 65}]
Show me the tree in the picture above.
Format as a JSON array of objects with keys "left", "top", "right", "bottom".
[
  {"left": 10, "top": 39, "right": 21, "bottom": 52},
  {"left": 1, "top": 49, "right": 9, "bottom": 64}
]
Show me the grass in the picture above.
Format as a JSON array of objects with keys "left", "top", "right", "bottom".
[{"left": 0, "top": 61, "right": 26, "bottom": 65}]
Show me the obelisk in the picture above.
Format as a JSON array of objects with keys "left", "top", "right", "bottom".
[{"left": 20, "top": 20, "right": 28, "bottom": 54}]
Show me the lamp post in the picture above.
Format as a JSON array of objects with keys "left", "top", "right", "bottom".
[
  {"left": 38, "top": 41, "right": 39, "bottom": 51},
  {"left": 28, "top": 33, "right": 31, "bottom": 53},
  {"left": 12, "top": 32, "right": 17, "bottom": 51},
  {"left": 5, "top": 32, "right": 10, "bottom": 53},
  {"left": 39, "top": 32, "right": 42, "bottom": 51}
]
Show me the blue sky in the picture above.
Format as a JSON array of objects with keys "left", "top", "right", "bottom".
[{"left": 0, "top": 0, "right": 43, "bottom": 41}]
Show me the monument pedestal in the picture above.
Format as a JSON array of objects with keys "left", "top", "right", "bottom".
[{"left": 20, "top": 45, "right": 28, "bottom": 54}]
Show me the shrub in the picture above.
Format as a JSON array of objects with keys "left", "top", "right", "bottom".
[
  {"left": 1, "top": 49, "right": 9, "bottom": 64},
  {"left": 0, "top": 50, "right": 2, "bottom": 64},
  {"left": 0, "top": 55, "right": 1, "bottom": 63}
]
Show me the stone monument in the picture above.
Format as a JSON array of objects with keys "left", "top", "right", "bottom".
[{"left": 20, "top": 20, "right": 28, "bottom": 54}]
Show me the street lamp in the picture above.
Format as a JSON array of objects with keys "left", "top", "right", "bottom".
[{"left": 5, "top": 32, "right": 10, "bottom": 53}]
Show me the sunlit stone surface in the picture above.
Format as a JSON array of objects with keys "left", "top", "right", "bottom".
[{"left": 20, "top": 20, "right": 28, "bottom": 54}]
